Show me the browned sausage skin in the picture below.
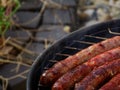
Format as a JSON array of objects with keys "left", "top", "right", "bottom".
[
  {"left": 40, "top": 36, "right": 120, "bottom": 86},
  {"left": 99, "top": 73, "right": 120, "bottom": 90},
  {"left": 40, "top": 55, "right": 79, "bottom": 86},
  {"left": 75, "top": 59, "right": 120, "bottom": 90},
  {"left": 52, "top": 47, "right": 120, "bottom": 90}
]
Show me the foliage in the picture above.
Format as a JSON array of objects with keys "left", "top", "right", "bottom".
[{"left": 0, "top": 0, "right": 20, "bottom": 36}]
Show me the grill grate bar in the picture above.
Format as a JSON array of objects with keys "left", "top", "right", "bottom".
[
  {"left": 56, "top": 53, "right": 71, "bottom": 57},
  {"left": 84, "top": 35, "right": 107, "bottom": 40},
  {"left": 43, "top": 67, "right": 49, "bottom": 70},
  {"left": 108, "top": 28, "right": 120, "bottom": 35},
  {"left": 64, "top": 46, "right": 82, "bottom": 50},
  {"left": 38, "top": 83, "right": 43, "bottom": 87},
  {"left": 88, "top": 29, "right": 107, "bottom": 35},
  {"left": 49, "top": 60, "right": 58, "bottom": 63},
  {"left": 49, "top": 28, "right": 120, "bottom": 66},
  {"left": 73, "top": 40, "right": 95, "bottom": 45}
]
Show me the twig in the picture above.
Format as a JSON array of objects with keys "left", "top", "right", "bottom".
[
  {"left": 0, "top": 59, "right": 31, "bottom": 67},
  {"left": 2, "top": 37, "right": 11, "bottom": 46},
  {"left": 16, "top": 39, "right": 36, "bottom": 71},
  {"left": 0, "top": 76, "right": 8, "bottom": 90},
  {"left": 11, "top": 38, "right": 25, "bottom": 45},
  {"left": 0, "top": 54, "right": 33, "bottom": 65},
  {"left": 12, "top": 1, "right": 46, "bottom": 26},
  {"left": 40, "top": 0, "right": 67, "bottom": 9},
  {"left": 15, "top": 56, "right": 23, "bottom": 72},
  {"left": 52, "top": 10, "right": 64, "bottom": 26},
  {"left": 19, "top": 75, "right": 27, "bottom": 79},
  {"left": 44, "top": 39, "right": 48, "bottom": 49},
  {"left": 10, "top": 19, "right": 33, "bottom": 38},
  {"left": 16, "top": 37, "right": 39, "bottom": 55},
  {"left": 0, "top": 37, "right": 11, "bottom": 48},
  {"left": 31, "top": 37, "right": 54, "bottom": 43},
  {"left": 7, "top": 69, "right": 29, "bottom": 80},
  {"left": 79, "top": 5, "right": 96, "bottom": 10},
  {"left": 7, "top": 39, "right": 35, "bottom": 55}
]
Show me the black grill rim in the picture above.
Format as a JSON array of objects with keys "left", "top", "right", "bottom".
[{"left": 27, "top": 19, "right": 120, "bottom": 90}]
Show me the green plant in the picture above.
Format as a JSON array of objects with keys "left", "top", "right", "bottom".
[{"left": 0, "top": 0, "right": 20, "bottom": 36}]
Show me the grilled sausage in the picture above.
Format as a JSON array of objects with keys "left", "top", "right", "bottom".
[
  {"left": 99, "top": 73, "right": 120, "bottom": 90},
  {"left": 40, "top": 36, "right": 120, "bottom": 86},
  {"left": 52, "top": 47, "right": 120, "bottom": 90},
  {"left": 75, "top": 59, "right": 120, "bottom": 90}
]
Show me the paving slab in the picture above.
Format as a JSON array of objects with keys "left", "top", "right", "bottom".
[
  {"left": 21, "top": 53, "right": 37, "bottom": 61},
  {"left": 0, "top": 64, "right": 29, "bottom": 78},
  {"left": 43, "top": 9, "right": 72, "bottom": 24},
  {"left": 36, "top": 25, "right": 68, "bottom": 41},
  {"left": 19, "top": 0, "right": 42, "bottom": 10},
  {"left": 5, "top": 29, "right": 30, "bottom": 41},
  {"left": 26, "top": 42, "right": 45, "bottom": 54},
  {"left": 9, "top": 77, "right": 26, "bottom": 90},
  {"left": 0, "top": 64, "right": 29, "bottom": 90},
  {"left": 20, "top": 42, "right": 44, "bottom": 61},
  {"left": 52, "top": 0, "right": 76, "bottom": 6},
  {"left": 13, "top": 11, "right": 41, "bottom": 29}
]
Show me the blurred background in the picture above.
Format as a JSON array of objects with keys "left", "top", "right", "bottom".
[{"left": 0, "top": 0, "right": 120, "bottom": 90}]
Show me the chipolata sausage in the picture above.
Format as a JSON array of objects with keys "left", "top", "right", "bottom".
[
  {"left": 99, "top": 73, "right": 120, "bottom": 90},
  {"left": 40, "top": 36, "right": 120, "bottom": 86},
  {"left": 75, "top": 59, "right": 120, "bottom": 90},
  {"left": 52, "top": 47, "right": 120, "bottom": 90}
]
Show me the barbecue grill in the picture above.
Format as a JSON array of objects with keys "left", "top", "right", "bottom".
[{"left": 27, "top": 19, "right": 120, "bottom": 90}]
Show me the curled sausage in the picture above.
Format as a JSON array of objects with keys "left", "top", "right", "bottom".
[
  {"left": 75, "top": 59, "right": 120, "bottom": 90},
  {"left": 52, "top": 47, "right": 120, "bottom": 90},
  {"left": 40, "top": 36, "right": 120, "bottom": 86},
  {"left": 99, "top": 73, "right": 120, "bottom": 90}
]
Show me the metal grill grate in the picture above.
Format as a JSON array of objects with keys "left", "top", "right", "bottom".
[
  {"left": 44, "top": 28, "right": 120, "bottom": 70},
  {"left": 27, "top": 20, "right": 120, "bottom": 90},
  {"left": 38, "top": 27, "right": 120, "bottom": 90}
]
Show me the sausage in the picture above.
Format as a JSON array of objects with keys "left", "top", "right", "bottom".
[
  {"left": 99, "top": 73, "right": 120, "bottom": 90},
  {"left": 52, "top": 47, "right": 120, "bottom": 90},
  {"left": 74, "top": 59, "right": 120, "bottom": 90},
  {"left": 40, "top": 36, "right": 120, "bottom": 86}
]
